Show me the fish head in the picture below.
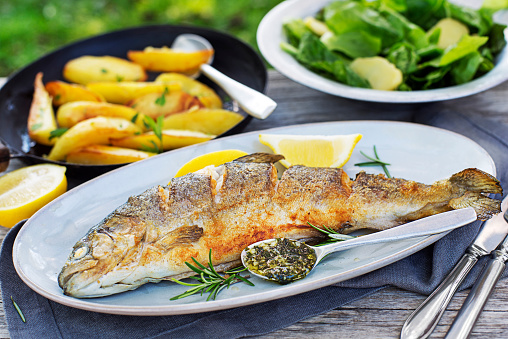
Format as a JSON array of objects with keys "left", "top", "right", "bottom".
[{"left": 58, "top": 210, "right": 147, "bottom": 298}]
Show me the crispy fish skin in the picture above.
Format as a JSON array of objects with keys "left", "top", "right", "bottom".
[
  {"left": 59, "top": 157, "right": 502, "bottom": 298},
  {"left": 346, "top": 168, "right": 502, "bottom": 232}
]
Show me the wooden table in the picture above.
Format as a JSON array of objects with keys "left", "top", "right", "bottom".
[{"left": 1, "top": 71, "right": 508, "bottom": 338}]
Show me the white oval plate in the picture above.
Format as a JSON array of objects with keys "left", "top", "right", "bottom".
[
  {"left": 13, "top": 121, "right": 495, "bottom": 315},
  {"left": 257, "top": 0, "right": 508, "bottom": 103}
]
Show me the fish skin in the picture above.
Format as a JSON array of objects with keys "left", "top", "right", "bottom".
[
  {"left": 58, "top": 156, "right": 502, "bottom": 298},
  {"left": 345, "top": 169, "right": 502, "bottom": 233}
]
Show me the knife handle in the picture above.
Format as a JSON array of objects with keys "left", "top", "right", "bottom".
[
  {"left": 400, "top": 246, "right": 485, "bottom": 339},
  {"left": 444, "top": 249, "right": 508, "bottom": 339}
]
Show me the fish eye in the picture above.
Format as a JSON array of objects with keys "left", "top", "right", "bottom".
[{"left": 72, "top": 245, "right": 89, "bottom": 260}]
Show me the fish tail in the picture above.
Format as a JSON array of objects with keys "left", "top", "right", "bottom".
[
  {"left": 449, "top": 191, "right": 501, "bottom": 220},
  {"left": 450, "top": 168, "right": 502, "bottom": 194}
]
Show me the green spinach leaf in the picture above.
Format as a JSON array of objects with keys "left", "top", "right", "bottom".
[
  {"left": 321, "top": 30, "right": 382, "bottom": 58},
  {"left": 324, "top": 0, "right": 401, "bottom": 48},
  {"left": 450, "top": 51, "right": 483, "bottom": 84}
]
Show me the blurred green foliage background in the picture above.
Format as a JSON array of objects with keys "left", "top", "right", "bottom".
[{"left": 0, "top": 0, "right": 283, "bottom": 77}]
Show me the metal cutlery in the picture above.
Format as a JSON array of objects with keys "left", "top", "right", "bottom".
[
  {"left": 445, "top": 203, "right": 508, "bottom": 339},
  {"left": 400, "top": 195, "right": 508, "bottom": 339}
]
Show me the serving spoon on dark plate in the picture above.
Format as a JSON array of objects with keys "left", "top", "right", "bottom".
[{"left": 171, "top": 34, "right": 277, "bottom": 120}]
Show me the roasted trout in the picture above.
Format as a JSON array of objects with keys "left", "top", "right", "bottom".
[{"left": 59, "top": 153, "right": 502, "bottom": 298}]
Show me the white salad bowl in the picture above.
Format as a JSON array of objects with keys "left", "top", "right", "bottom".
[{"left": 257, "top": 0, "right": 508, "bottom": 103}]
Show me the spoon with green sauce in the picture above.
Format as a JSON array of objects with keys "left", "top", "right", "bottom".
[{"left": 241, "top": 208, "right": 477, "bottom": 284}]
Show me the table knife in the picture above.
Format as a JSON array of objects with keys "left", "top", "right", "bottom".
[
  {"left": 400, "top": 196, "right": 508, "bottom": 339},
  {"left": 445, "top": 201, "right": 508, "bottom": 339}
]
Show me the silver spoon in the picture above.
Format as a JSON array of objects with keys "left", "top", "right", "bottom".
[
  {"left": 171, "top": 34, "right": 277, "bottom": 120},
  {"left": 241, "top": 208, "right": 477, "bottom": 284}
]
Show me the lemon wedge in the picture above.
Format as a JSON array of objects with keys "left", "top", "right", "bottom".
[
  {"left": 259, "top": 134, "right": 362, "bottom": 168},
  {"left": 0, "top": 164, "right": 67, "bottom": 228},
  {"left": 174, "top": 149, "right": 248, "bottom": 177}
]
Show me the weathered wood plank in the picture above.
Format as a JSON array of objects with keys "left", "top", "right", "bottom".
[{"left": 257, "top": 281, "right": 508, "bottom": 338}]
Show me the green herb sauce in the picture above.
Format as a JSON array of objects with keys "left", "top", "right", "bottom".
[{"left": 244, "top": 238, "right": 317, "bottom": 284}]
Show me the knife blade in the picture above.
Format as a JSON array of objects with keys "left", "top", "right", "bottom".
[
  {"left": 400, "top": 196, "right": 508, "bottom": 339},
  {"left": 445, "top": 198, "right": 508, "bottom": 339}
]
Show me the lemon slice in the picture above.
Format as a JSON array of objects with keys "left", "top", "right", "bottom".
[
  {"left": 174, "top": 149, "right": 248, "bottom": 177},
  {"left": 259, "top": 134, "right": 362, "bottom": 168},
  {"left": 0, "top": 164, "right": 67, "bottom": 228}
]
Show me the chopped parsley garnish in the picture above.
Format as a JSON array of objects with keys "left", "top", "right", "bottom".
[
  {"left": 49, "top": 127, "right": 68, "bottom": 140},
  {"left": 155, "top": 87, "right": 170, "bottom": 106}
]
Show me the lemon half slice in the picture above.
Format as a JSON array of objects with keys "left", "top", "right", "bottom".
[
  {"left": 174, "top": 149, "right": 248, "bottom": 177},
  {"left": 0, "top": 164, "right": 67, "bottom": 228},
  {"left": 259, "top": 134, "right": 362, "bottom": 168}
]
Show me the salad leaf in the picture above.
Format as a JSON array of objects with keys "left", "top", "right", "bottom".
[
  {"left": 438, "top": 35, "right": 488, "bottom": 66},
  {"left": 295, "top": 33, "right": 342, "bottom": 74},
  {"left": 478, "top": 56, "right": 495, "bottom": 74},
  {"left": 487, "top": 23, "right": 508, "bottom": 55},
  {"left": 280, "top": 42, "right": 298, "bottom": 58},
  {"left": 400, "top": 0, "right": 447, "bottom": 30},
  {"left": 281, "top": 0, "right": 506, "bottom": 92},
  {"left": 387, "top": 42, "right": 420, "bottom": 74},
  {"left": 447, "top": 2, "right": 492, "bottom": 35},
  {"left": 323, "top": 0, "right": 402, "bottom": 48},
  {"left": 427, "top": 27, "right": 441, "bottom": 45},
  {"left": 283, "top": 19, "right": 310, "bottom": 47},
  {"left": 332, "top": 60, "right": 372, "bottom": 88},
  {"left": 321, "top": 30, "right": 382, "bottom": 58},
  {"left": 379, "top": 6, "right": 429, "bottom": 49},
  {"left": 379, "top": 0, "right": 408, "bottom": 12},
  {"left": 296, "top": 33, "right": 370, "bottom": 88},
  {"left": 482, "top": 0, "right": 508, "bottom": 12},
  {"left": 410, "top": 64, "right": 452, "bottom": 89},
  {"left": 417, "top": 45, "right": 443, "bottom": 61},
  {"left": 450, "top": 51, "right": 483, "bottom": 84}
]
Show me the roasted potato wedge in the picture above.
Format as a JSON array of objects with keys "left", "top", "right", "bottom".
[
  {"left": 111, "top": 129, "right": 215, "bottom": 151},
  {"left": 128, "top": 90, "right": 204, "bottom": 119},
  {"left": 155, "top": 73, "right": 222, "bottom": 108},
  {"left": 162, "top": 108, "right": 243, "bottom": 135},
  {"left": 66, "top": 145, "right": 155, "bottom": 165},
  {"left": 63, "top": 55, "right": 147, "bottom": 85},
  {"left": 46, "top": 81, "right": 105, "bottom": 106},
  {"left": 27, "top": 72, "right": 58, "bottom": 146},
  {"left": 127, "top": 46, "right": 213, "bottom": 74},
  {"left": 56, "top": 101, "right": 147, "bottom": 130},
  {"left": 86, "top": 82, "right": 181, "bottom": 104},
  {"left": 47, "top": 117, "right": 142, "bottom": 161}
]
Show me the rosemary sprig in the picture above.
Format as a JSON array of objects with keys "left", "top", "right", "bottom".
[
  {"left": 308, "top": 222, "right": 356, "bottom": 246},
  {"left": 11, "top": 296, "right": 25, "bottom": 323},
  {"left": 354, "top": 145, "right": 391, "bottom": 178},
  {"left": 170, "top": 249, "right": 254, "bottom": 301}
]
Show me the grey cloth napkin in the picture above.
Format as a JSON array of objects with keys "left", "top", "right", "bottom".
[{"left": 1, "top": 108, "right": 507, "bottom": 338}]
